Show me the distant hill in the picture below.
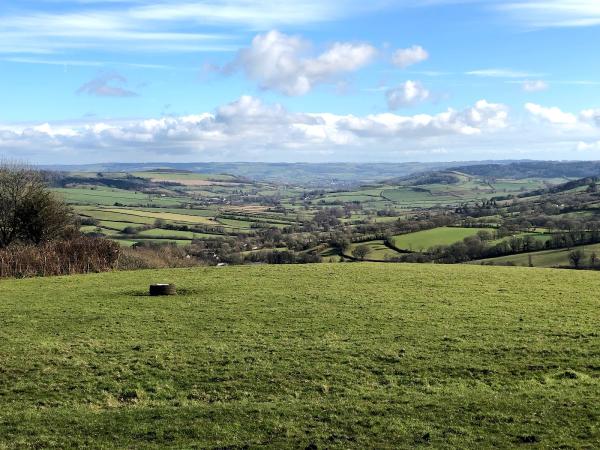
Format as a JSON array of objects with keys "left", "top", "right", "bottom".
[
  {"left": 451, "top": 161, "right": 600, "bottom": 179},
  {"left": 38, "top": 161, "right": 518, "bottom": 185}
]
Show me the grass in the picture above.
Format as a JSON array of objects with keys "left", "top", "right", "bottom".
[
  {"left": 0, "top": 264, "right": 598, "bottom": 448},
  {"left": 132, "top": 171, "right": 237, "bottom": 182},
  {"left": 77, "top": 208, "right": 157, "bottom": 225},
  {"left": 392, "top": 227, "right": 489, "bottom": 251},
  {"left": 102, "top": 208, "right": 219, "bottom": 225},
  {"left": 53, "top": 187, "right": 181, "bottom": 207},
  {"left": 347, "top": 240, "right": 400, "bottom": 260},
  {"left": 135, "top": 228, "right": 217, "bottom": 240},
  {"left": 472, "top": 242, "right": 600, "bottom": 267}
]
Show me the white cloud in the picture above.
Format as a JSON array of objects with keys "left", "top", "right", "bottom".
[
  {"left": 0, "top": 0, "right": 386, "bottom": 55},
  {"left": 577, "top": 140, "right": 600, "bottom": 151},
  {"left": 525, "top": 103, "right": 578, "bottom": 125},
  {"left": 227, "top": 30, "right": 377, "bottom": 96},
  {"left": 131, "top": 0, "right": 375, "bottom": 28},
  {"left": 580, "top": 109, "right": 600, "bottom": 127},
  {"left": 76, "top": 72, "right": 138, "bottom": 97},
  {"left": 522, "top": 80, "right": 549, "bottom": 92},
  {"left": 467, "top": 69, "right": 543, "bottom": 78},
  {"left": 391, "top": 45, "right": 429, "bottom": 69},
  {"left": 0, "top": 9, "right": 236, "bottom": 54},
  {"left": 499, "top": 0, "right": 600, "bottom": 28},
  {"left": 5, "top": 96, "right": 600, "bottom": 162},
  {"left": 0, "top": 96, "right": 510, "bottom": 162},
  {"left": 386, "top": 81, "right": 431, "bottom": 109}
]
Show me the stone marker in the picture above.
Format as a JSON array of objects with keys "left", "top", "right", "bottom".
[{"left": 149, "top": 284, "right": 176, "bottom": 296}]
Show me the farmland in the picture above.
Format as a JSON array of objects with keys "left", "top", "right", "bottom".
[
  {"left": 42, "top": 163, "right": 600, "bottom": 268},
  {"left": 473, "top": 242, "right": 600, "bottom": 267},
  {"left": 391, "top": 227, "right": 489, "bottom": 251},
  {"left": 50, "top": 167, "right": 569, "bottom": 253},
  {"left": 0, "top": 263, "right": 598, "bottom": 448}
]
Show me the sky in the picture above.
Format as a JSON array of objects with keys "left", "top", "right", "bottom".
[{"left": 1, "top": 0, "right": 600, "bottom": 164}]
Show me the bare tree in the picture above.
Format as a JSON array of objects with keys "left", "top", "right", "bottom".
[
  {"left": 352, "top": 245, "right": 372, "bottom": 261},
  {"left": 0, "top": 165, "right": 74, "bottom": 247},
  {"left": 568, "top": 249, "right": 584, "bottom": 269}
]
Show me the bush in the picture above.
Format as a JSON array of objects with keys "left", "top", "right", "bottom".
[
  {"left": 117, "top": 245, "right": 198, "bottom": 271},
  {"left": 0, "top": 165, "right": 75, "bottom": 247},
  {"left": 0, "top": 237, "right": 120, "bottom": 278},
  {"left": 352, "top": 245, "right": 372, "bottom": 260}
]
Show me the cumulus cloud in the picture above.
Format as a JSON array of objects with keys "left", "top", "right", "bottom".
[
  {"left": 10, "top": 98, "right": 600, "bottom": 164},
  {"left": 577, "top": 140, "right": 600, "bottom": 151},
  {"left": 76, "top": 72, "right": 138, "bottom": 97},
  {"left": 525, "top": 103, "right": 578, "bottom": 125},
  {"left": 522, "top": 103, "right": 600, "bottom": 152},
  {"left": 386, "top": 81, "right": 431, "bottom": 109},
  {"left": 391, "top": 45, "right": 429, "bottom": 69},
  {"left": 0, "top": 96, "right": 511, "bottom": 162},
  {"left": 225, "top": 30, "right": 377, "bottom": 96},
  {"left": 523, "top": 103, "right": 600, "bottom": 128},
  {"left": 522, "top": 80, "right": 549, "bottom": 92},
  {"left": 580, "top": 109, "right": 600, "bottom": 127}
]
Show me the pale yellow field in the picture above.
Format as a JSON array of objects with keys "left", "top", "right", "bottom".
[{"left": 102, "top": 208, "right": 219, "bottom": 225}]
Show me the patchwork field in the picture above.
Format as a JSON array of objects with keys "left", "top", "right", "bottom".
[
  {"left": 0, "top": 264, "right": 598, "bottom": 448},
  {"left": 131, "top": 171, "right": 239, "bottom": 184},
  {"left": 347, "top": 240, "right": 399, "bottom": 260},
  {"left": 53, "top": 187, "right": 182, "bottom": 207},
  {"left": 472, "top": 242, "right": 600, "bottom": 267},
  {"left": 392, "top": 227, "right": 490, "bottom": 251}
]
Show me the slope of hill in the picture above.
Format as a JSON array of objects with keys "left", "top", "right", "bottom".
[
  {"left": 39, "top": 161, "right": 516, "bottom": 185},
  {"left": 452, "top": 160, "right": 600, "bottom": 179},
  {"left": 1, "top": 264, "right": 598, "bottom": 448}
]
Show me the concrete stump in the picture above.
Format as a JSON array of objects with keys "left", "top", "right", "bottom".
[{"left": 149, "top": 284, "right": 176, "bottom": 296}]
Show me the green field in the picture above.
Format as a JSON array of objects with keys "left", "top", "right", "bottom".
[
  {"left": 131, "top": 171, "right": 238, "bottom": 182},
  {"left": 473, "top": 242, "right": 600, "bottom": 267},
  {"left": 392, "top": 227, "right": 489, "bottom": 251},
  {"left": 53, "top": 187, "right": 181, "bottom": 207},
  {"left": 0, "top": 264, "right": 598, "bottom": 448},
  {"left": 347, "top": 240, "right": 400, "bottom": 260},
  {"left": 135, "top": 228, "right": 217, "bottom": 240},
  {"left": 102, "top": 208, "right": 219, "bottom": 225}
]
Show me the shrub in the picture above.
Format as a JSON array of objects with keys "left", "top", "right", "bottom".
[
  {"left": 352, "top": 245, "right": 372, "bottom": 260},
  {"left": 0, "top": 165, "right": 75, "bottom": 247},
  {"left": 0, "top": 237, "right": 120, "bottom": 278},
  {"left": 117, "top": 245, "right": 198, "bottom": 271}
]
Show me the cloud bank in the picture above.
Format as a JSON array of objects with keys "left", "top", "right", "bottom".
[
  {"left": 3, "top": 98, "right": 600, "bottom": 163},
  {"left": 0, "top": 96, "right": 513, "bottom": 162}
]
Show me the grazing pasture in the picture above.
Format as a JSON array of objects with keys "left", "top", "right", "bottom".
[
  {"left": 0, "top": 264, "right": 598, "bottom": 448},
  {"left": 392, "top": 227, "right": 489, "bottom": 251},
  {"left": 472, "top": 242, "right": 600, "bottom": 267},
  {"left": 102, "top": 208, "right": 219, "bottom": 225},
  {"left": 347, "top": 240, "right": 399, "bottom": 260},
  {"left": 131, "top": 171, "right": 239, "bottom": 184},
  {"left": 53, "top": 187, "right": 181, "bottom": 207}
]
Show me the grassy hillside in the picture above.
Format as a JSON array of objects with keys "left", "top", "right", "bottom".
[
  {"left": 472, "top": 242, "right": 600, "bottom": 267},
  {"left": 392, "top": 227, "right": 489, "bottom": 251},
  {"left": 0, "top": 264, "right": 598, "bottom": 448}
]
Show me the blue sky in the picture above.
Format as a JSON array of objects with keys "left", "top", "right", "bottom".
[{"left": 1, "top": 0, "right": 600, "bottom": 163}]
